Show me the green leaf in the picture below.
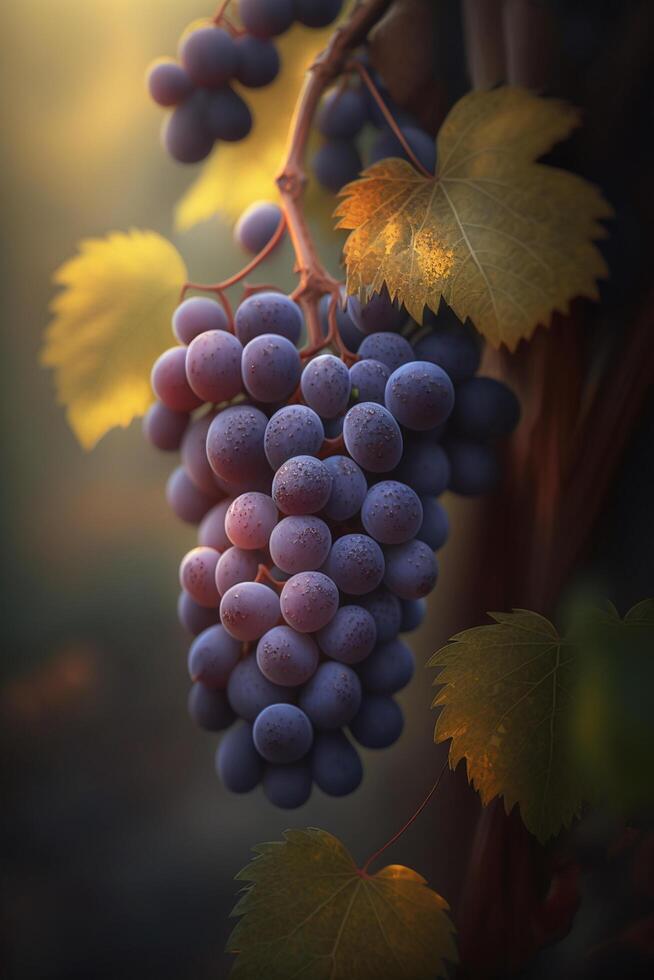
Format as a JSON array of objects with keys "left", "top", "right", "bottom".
[
  {"left": 227, "top": 828, "right": 457, "bottom": 979},
  {"left": 430, "top": 610, "right": 582, "bottom": 842}
]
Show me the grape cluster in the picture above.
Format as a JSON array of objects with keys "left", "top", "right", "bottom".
[
  {"left": 144, "top": 286, "right": 519, "bottom": 808},
  {"left": 147, "top": 0, "right": 344, "bottom": 164}
]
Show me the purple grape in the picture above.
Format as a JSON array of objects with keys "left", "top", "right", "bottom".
[
  {"left": 346, "top": 286, "right": 406, "bottom": 334},
  {"left": 173, "top": 296, "right": 229, "bottom": 345},
  {"left": 322, "top": 455, "right": 367, "bottom": 521},
  {"left": 181, "top": 413, "right": 220, "bottom": 494},
  {"left": 343, "top": 403, "right": 403, "bottom": 473},
  {"left": 272, "top": 455, "right": 332, "bottom": 515},
  {"left": 280, "top": 571, "right": 339, "bottom": 632},
  {"left": 262, "top": 761, "right": 312, "bottom": 808},
  {"left": 239, "top": 0, "right": 295, "bottom": 38},
  {"left": 215, "top": 722, "right": 263, "bottom": 793},
  {"left": 317, "top": 85, "right": 368, "bottom": 139},
  {"left": 215, "top": 547, "right": 263, "bottom": 596},
  {"left": 151, "top": 347, "right": 203, "bottom": 413},
  {"left": 241, "top": 334, "right": 301, "bottom": 402},
  {"left": 312, "top": 730, "right": 363, "bottom": 797},
  {"left": 383, "top": 539, "right": 438, "bottom": 600},
  {"left": 166, "top": 467, "right": 217, "bottom": 524},
  {"left": 300, "top": 354, "right": 351, "bottom": 419},
  {"left": 147, "top": 59, "right": 193, "bottom": 107},
  {"left": 264, "top": 405, "right": 324, "bottom": 469},
  {"left": 143, "top": 402, "right": 188, "bottom": 451},
  {"left": 234, "top": 36, "right": 280, "bottom": 88},
  {"left": 349, "top": 359, "right": 389, "bottom": 404},
  {"left": 234, "top": 292, "right": 303, "bottom": 346},
  {"left": 179, "top": 546, "right": 221, "bottom": 607},
  {"left": 198, "top": 498, "right": 233, "bottom": 552},
  {"left": 385, "top": 361, "right": 454, "bottom": 431},
  {"left": 358, "top": 332, "right": 414, "bottom": 372},
  {"left": 220, "top": 582, "right": 281, "bottom": 641},
  {"left": 323, "top": 415, "right": 345, "bottom": 438},
  {"left": 318, "top": 289, "right": 364, "bottom": 352},
  {"left": 414, "top": 319, "right": 481, "bottom": 381},
  {"left": 206, "top": 405, "right": 269, "bottom": 485},
  {"left": 450, "top": 377, "right": 520, "bottom": 440},
  {"left": 188, "top": 682, "right": 235, "bottom": 731},
  {"left": 294, "top": 0, "right": 343, "bottom": 28},
  {"left": 253, "top": 703, "right": 313, "bottom": 763},
  {"left": 225, "top": 492, "right": 278, "bottom": 550},
  {"left": 269, "top": 516, "right": 332, "bottom": 574},
  {"left": 179, "top": 27, "right": 239, "bottom": 87},
  {"left": 361, "top": 481, "right": 423, "bottom": 545},
  {"left": 185, "top": 330, "right": 244, "bottom": 404},
  {"left": 162, "top": 95, "right": 214, "bottom": 164},
  {"left": 446, "top": 439, "right": 501, "bottom": 496},
  {"left": 226, "top": 652, "right": 294, "bottom": 720},
  {"left": 234, "top": 201, "right": 283, "bottom": 254},
  {"left": 417, "top": 497, "right": 449, "bottom": 550},
  {"left": 359, "top": 588, "right": 402, "bottom": 643},
  {"left": 312, "top": 139, "right": 362, "bottom": 192},
  {"left": 399, "top": 598, "right": 427, "bottom": 633},
  {"left": 299, "top": 661, "right": 362, "bottom": 729},
  {"left": 205, "top": 86, "right": 253, "bottom": 141},
  {"left": 256, "top": 626, "right": 319, "bottom": 686},
  {"left": 178, "top": 591, "right": 219, "bottom": 635},
  {"left": 356, "top": 638, "right": 414, "bottom": 695},
  {"left": 395, "top": 441, "right": 450, "bottom": 496},
  {"left": 324, "top": 533, "right": 385, "bottom": 596},
  {"left": 316, "top": 605, "right": 377, "bottom": 665},
  {"left": 188, "top": 625, "right": 241, "bottom": 688},
  {"left": 349, "top": 694, "right": 403, "bottom": 748},
  {"left": 370, "top": 125, "right": 436, "bottom": 173}
]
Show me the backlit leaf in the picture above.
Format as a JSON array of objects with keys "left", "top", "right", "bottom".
[
  {"left": 430, "top": 609, "right": 582, "bottom": 842},
  {"left": 42, "top": 230, "right": 186, "bottom": 449},
  {"left": 227, "top": 828, "right": 457, "bottom": 979},
  {"left": 336, "top": 86, "right": 613, "bottom": 349}
]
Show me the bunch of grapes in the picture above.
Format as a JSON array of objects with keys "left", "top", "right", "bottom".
[
  {"left": 147, "top": 0, "right": 344, "bottom": 164},
  {"left": 144, "top": 284, "right": 519, "bottom": 808}
]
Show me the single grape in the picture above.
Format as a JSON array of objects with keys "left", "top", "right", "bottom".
[
  {"left": 239, "top": 0, "right": 295, "bottom": 37},
  {"left": 205, "top": 86, "right": 253, "bottom": 141},
  {"left": 180, "top": 26, "right": 239, "bottom": 87},
  {"left": 147, "top": 59, "right": 193, "bottom": 107},
  {"left": 272, "top": 455, "right": 332, "bottom": 515},
  {"left": 446, "top": 439, "right": 500, "bottom": 495},
  {"left": 414, "top": 318, "right": 481, "bottom": 382},
  {"left": 299, "top": 661, "right": 362, "bottom": 729},
  {"left": 185, "top": 330, "right": 244, "bottom": 404},
  {"left": 280, "top": 571, "right": 339, "bottom": 632},
  {"left": 181, "top": 414, "right": 219, "bottom": 495},
  {"left": 225, "top": 492, "right": 278, "bottom": 550},
  {"left": 357, "top": 638, "right": 414, "bottom": 695},
  {"left": 234, "top": 201, "right": 283, "bottom": 254},
  {"left": 294, "top": 0, "right": 343, "bottom": 28},
  {"left": 262, "top": 761, "right": 312, "bottom": 808},
  {"left": 383, "top": 539, "right": 438, "bottom": 600},
  {"left": 220, "top": 582, "right": 281, "bottom": 641},
  {"left": 151, "top": 346, "right": 203, "bottom": 413},
  {"left": 346, "top": 286, "right": 406, "bottom": 334},
  {"left": 188, "top": 682, "right": 235, "bottom": 731},
  {"left": 399, "top": 597, "right": 427, "bottom": 633},
  {"left": 358, "top": 332, "right": 414, "bottom": 372},
  {"left": 349, "top": 358, "right": 389, "bottom": 404},
  {"left": 318, "top": 289, "right": 364, "bottom": 352},
  {"left": 215, "top": 722, "right": 263, "bottom": 793},
  {"left": 349, "top": 694, "right": 404, "bottom": 748},
  {"left": 166, "top": 467, "right": 217, "bottom": 524},
  {"left": 343, "top": 402, "right": 403, "bottom": 473},
  {"left": 322, "top": 455, "right": 367, "bottom": 521},
  {"left": 358, "top": 588, "right": 402, "bottom": 643},
  {"left": 162, "top": 95, "right": 214, "bottom": 164},
  {"left": 369, "top": 125, "right": 436, "bottom": 173},
  {"left": 361, "top": 481, "right": 423, "bottom": 545},
  {"left": 317, "top": 85, "right": 368, "bottom": 139},
  {"left": 324, "top": 533, "right": 385, "bottom": 596},
  {"left": 312, "top": 730, "right": 363, "bottom": 797},
  {"left": 417, "top": 496, "right": 449, "bottom": 550},
  {"left": 322, "top": 415, "right": 345, "bottom": 438},
  {"left": 188, "top": 625, "right": 241, "bottom": 688},
  {"left": 234, "top": 35, "right": 280, "bottom": 87},
  {"left": 206, "top": 405, "right": 269, "bottom": 485},
  {"left": 198, "top": 498, "right": 233, "bottom": 552},
  {"left": 215, "top": 547, "right": 263, "bottom": 596},
  {"left": 143, "top": 401, "right": 188, "bottom": 451},
  {"left": 173, "top": 296, "right": 229, "bottom": 344},
  {"left": 234, "top": 292, "right": 303, "bottom": 346},
  {"left": 300, "top": 354, "right": 351, "bottom": 419},
  {"left": 450, "top": 377, "right": 520, "bottom": 440},
  {"left": 394, "top": 440, "right": 450, "bottom": 496},
  {"left": 179, "top": 546, "right": 221, "bottom": 607},
  {"left": 178, "top": 591, "right": 219, "bottom": 635},
  {"left": 264, "top": 405, "right": 324, "bottom": 469},
  {"left": 385, "top": 361, "right": 454, "bottom": 430},
  {"left": 226, "top": 652, "right": 294, "bottom": 720},
  {"left": 312, "top": 140, "right": 362, "bottom": 192},
  {"left": 253, "top": 703, "right": 313, "bottom": 763},
  {"left": 241, "top": 334, "right": 301, "bottom": 403},
  {"left": 316, "top": 605, "right": 376, "bottom": 665},
  {"left": 256, "top": 626, "right": 319, "bottom": 686},
  {"left": 269, "top": 516, "right": 332, "bottom": 574}
]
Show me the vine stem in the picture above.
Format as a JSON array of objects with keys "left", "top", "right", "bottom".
[{"left": 359, "top": 759, "right": 449, "bottom": 876}]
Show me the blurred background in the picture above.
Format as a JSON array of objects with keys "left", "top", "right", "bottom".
[{"left": 1, "top": 2, "right": 652, "bottom": 979}]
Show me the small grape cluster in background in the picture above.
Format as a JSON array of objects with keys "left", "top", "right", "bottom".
[
  {"left": 147, "top": 0, "right": 344, "bottom": 163},
  {"left": 143, "top": 283, "right": 519, "bottom": 808}
]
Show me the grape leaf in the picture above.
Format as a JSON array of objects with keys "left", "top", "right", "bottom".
[
  {"left": 430, "top": 610, "right": 582, "bottom": 842},
  {"left": 42, "top": 230, "right": 186, "bottom": 449},
  {"left": 227, "top": 828, "right": 457, "bottom": 979},
  {"left": 335, "top": 86, "right": 613, "bottom": 349},
  {"left": 175, "top": 24, "right": 336, "bottom": 230}
]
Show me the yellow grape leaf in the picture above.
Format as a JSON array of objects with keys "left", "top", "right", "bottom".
[
  {"left": 42, "top": 230, "right": 187, "bottom": 449},
  {"left": 430, "top": 610, "right": 582, "bottom": 842},
  {"left": 227, "top": 828, "right": 457, "bottom": 979},
  {"left": 336, "top": 86, "right": 613, "bottom": 349},
  {"left": 175, "top": 24, "right": 336, "bottom": 230}
]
